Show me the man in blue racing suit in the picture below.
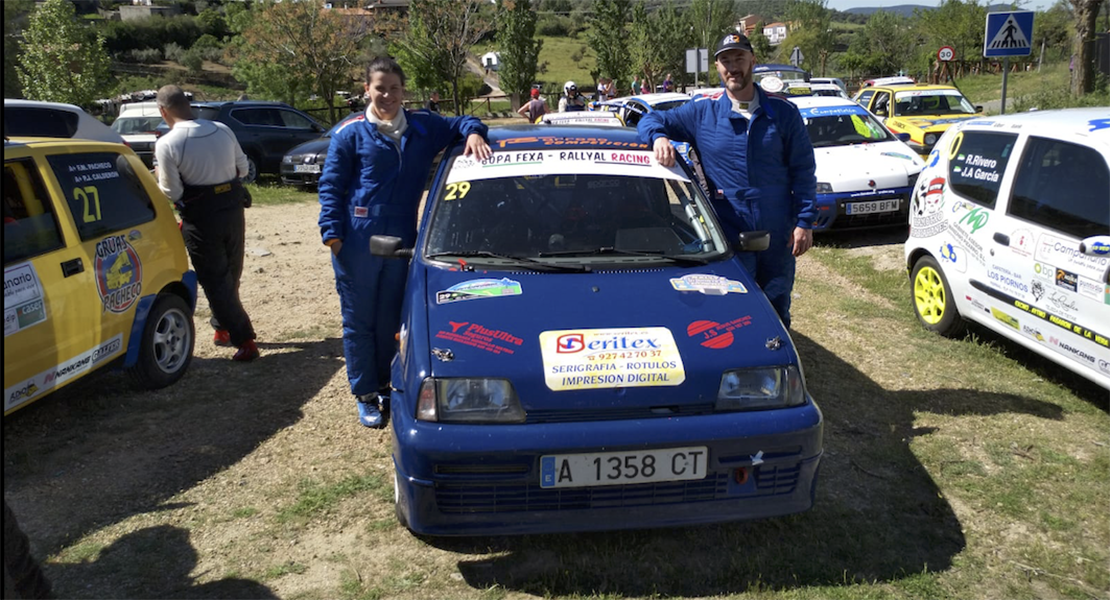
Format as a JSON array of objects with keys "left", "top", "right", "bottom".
[
  {"left": 638, "top": 32, "right": 817, "bottom": 329},
  {"left": 319, "top": 57, "right": 490, "bottom": 427}
]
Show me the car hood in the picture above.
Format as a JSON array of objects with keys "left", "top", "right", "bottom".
[
  {"left": 815, "top": 141, "right": 924, "bottom": 188},
  {"left": 284, "top": 137, "right": 329, "bottom": 157},
  {"left": 888, "top": 114, "right": 978, "bottom": 133},
  {"left": 419, "top": 262, "right": 798, "bottom": 412}
]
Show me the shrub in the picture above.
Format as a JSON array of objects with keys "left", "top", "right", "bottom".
[
  {"left": 181, "top": 48, "right": 204, "bottom": 74},
  {"left": 123, "top": 48, "right": 163, "bottom": 64},
  {"left": 164, "top": 42, "right": 185, "bottom": 63},
  {"left": 536, "top": 16, "right": 571, "bottom": 37}
]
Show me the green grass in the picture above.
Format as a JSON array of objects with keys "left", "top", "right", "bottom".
[
  {"left": 246, "top": 176, "right": 318, "bottom": 206},
  {"left": 478, "top": 35, "right": 598, "bottom": 95},
  {"left": 275, "top": 473, "right": 386, "bottom": 523}
]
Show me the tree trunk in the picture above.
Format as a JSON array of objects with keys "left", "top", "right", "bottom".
[{"left": 1070, "top": 0, "right": 1103, "bottom": 95}]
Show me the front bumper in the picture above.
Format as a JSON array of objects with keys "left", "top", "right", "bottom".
[
  {"left": 390, "top": 392, "right": 824, "bottom": 536},
  {"left": 279, "top": 162, "right": 322, "bottom": 186},
  {"left": 813, "top": 185, "right": 913, "bottom": 231}
]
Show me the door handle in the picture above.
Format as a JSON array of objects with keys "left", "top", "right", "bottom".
[
  {"left": 993, "top": 232, "right": 1010, "bottom": 246},
  {"left": 61, "top": 258, "right": 84, "bottom": 277}
]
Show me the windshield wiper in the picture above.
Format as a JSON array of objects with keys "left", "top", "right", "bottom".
[
  {"left": 425, "top": 251, "right": 590, "bottom": 272},
  {"left": 538, "top": 247, "right": 711, "bottom": 265}
]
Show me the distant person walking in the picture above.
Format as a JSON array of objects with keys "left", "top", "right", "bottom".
[
  {"left": 517, "top": 88, "right": 548, "bottom": 122},
  {"left": 425, "top": 91, "right": 441, "bottom": 114},
  {"left": 154, "top": 84, "right": 259, "bottom": 361},
  {"left": 662, "top": 73, "right": 674, "bottom": 93},
  {"left": 631, "top": 75, "right": 642, "bottom": 96}
]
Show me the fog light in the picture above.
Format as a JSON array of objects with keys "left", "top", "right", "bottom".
[{"left": 734, "top": 467, "right": 749, "bottom": 484}]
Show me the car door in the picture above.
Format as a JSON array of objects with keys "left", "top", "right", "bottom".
[
  {"left": 277, "top": 108, "right": 325, "bottom": 149},
  {"left": 4, "top": 151, "right": 101, "bottom": 411},
  {"left": 940, "top": 128, "right": 1021, "bottom": 334},
  {"left": 1000, "top": 134, "right": 1110, "bottom": 380}
]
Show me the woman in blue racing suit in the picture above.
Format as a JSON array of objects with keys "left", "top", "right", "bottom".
[{"left": 318, "top": 57, "right": 491, "bottom": 428}]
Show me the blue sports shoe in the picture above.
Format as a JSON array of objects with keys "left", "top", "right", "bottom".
[{"left": 356, "top": 395, "right": 384, "bottom": 428}]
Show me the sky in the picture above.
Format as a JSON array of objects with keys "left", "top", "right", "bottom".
[{"left": 824, "top": 0, "right": 1054, "bottom": 13}]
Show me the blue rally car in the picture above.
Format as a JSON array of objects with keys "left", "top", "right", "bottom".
[{"left": 371, "top": 125, "right": 823, "bottom": 536}]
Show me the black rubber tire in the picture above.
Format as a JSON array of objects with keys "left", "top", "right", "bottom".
[
  {"left": 128, "top": 294, "right": 195, "bottom": 389},
  {"left": 910, "top": 255, "right": 965, "bottom": 338},
  {"left": 242, "top": 154, "right": 259, "bottom": 184}
]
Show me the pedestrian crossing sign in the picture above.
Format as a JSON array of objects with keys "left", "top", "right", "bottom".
[{"left": 983, "top": 11, "right": 1035, "bottom": 57}]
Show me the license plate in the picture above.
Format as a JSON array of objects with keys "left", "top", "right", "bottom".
[
  {"left": 540, "top": 446, "right": 708, "bottom": 489},
  {"left": 293, "top": 164, "right": 320, "bottom": 173},
  {"left": 846, "top": 199, "right": 899, "bottom": 215}
]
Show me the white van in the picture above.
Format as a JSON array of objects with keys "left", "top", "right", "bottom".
[
  {"left": 111, "top": 101, "right": 164, "bottom": 168},
  {"left": 904, "top": 108, "right": 1110, "bottom": 389}
]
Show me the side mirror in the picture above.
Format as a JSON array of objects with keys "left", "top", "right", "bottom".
[
  {"left": 896, "top": 132, "right": 912, "bottom": 142},
  {"left": 737, "top": 230, "right": 771, "bottom": 252},
  {"left": 370, "top": 235, "right": 414, "bottom": 259},
  {"left": 1079, "top": 235, "right": 1110, "bottom": 257},
  {"left": 975, "top": 105, "right": 984, "bottom": 113}
]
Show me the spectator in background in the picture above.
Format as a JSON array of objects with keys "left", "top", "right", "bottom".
[
  {"left": 663, "top": 73, "right": 674, "bottom": 93},
  {"left": 517, "top": 88, "right": 547, "bottom": 122},
  {"left": 318, "top": 57, "right": 491, "bottom": 428},
  {"left": 559, "top": 81, "right": 586, "bottom": 112},
  {"left": 631, "top": 75, "right": 642, "bottom": 96},
  {"left": 425, "top": 91, "right": 441, "bottom": 114}
]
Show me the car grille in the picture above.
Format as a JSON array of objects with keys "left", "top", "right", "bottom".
[
  {"left": 434, "top": 464, "right": 800, "bottom": 513},
  {"left": 525, "top": 403, "right": 717, "bottom": 423}
]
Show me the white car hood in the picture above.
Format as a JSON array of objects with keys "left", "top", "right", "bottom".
[{"left": 815, "top": 141, "right": 924, "bottom": 190}]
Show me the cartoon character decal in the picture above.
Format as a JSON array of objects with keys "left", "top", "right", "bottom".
[{"left": 94, "top": 235, "right": 143, "bottom": 313}]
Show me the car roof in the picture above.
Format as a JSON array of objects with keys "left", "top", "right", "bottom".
[
  {"left": 3, "top": 98, "right": 124, "bottom": 144},
  {"left": 754, "top": 64, "right": 808, "bottom": 73},
  {"left": 484, "top": 124, "right": 646, "bottom": 151},
  {"left": 612, "top": 92, "right": 692, "bottom": 106},
  {"left": 787, "top": 96, "right": 863, "bottom": 110},
  {"left": 958, "top": 108, "right": 1110, "bottom": 143},
  {"left": 192, "top": 100, "right": 294, "bottom": 109},
  {"left": 4, "top": 136, "right": 130, "bottom": 152}
]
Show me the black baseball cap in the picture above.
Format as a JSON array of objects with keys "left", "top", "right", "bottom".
[{"left": 715, "top": 32, "right": 754, "bottom": 58}]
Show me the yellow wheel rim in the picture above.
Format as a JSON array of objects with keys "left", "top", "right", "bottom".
[{"left": 913, "top": 265, "right": 946, "bottom": 325}]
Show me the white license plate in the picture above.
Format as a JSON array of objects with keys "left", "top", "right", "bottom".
[
  {"left": 846, "top": 199, "right": 899, "bottom": 215},
  {"left": 540, "top": 446, "right": 708, "bottom": 489},
  {"left": 293, "top": 164, "right": 320, "bottom": 173}
]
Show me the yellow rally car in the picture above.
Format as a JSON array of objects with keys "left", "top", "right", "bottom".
[
  {"left": 4, "top": 137, "right": 197, "bottom": 416},
  {"left": 853, "top": 83, "right": 982, "bottom": 158}
]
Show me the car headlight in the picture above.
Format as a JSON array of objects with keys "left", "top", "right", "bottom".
[
  {"left": 715, "top": 365, "right": 806, "bottom": 411},
  {"left": 923, "top": 133, "right": 938, "bottom": 146},
  {"left": 417, "top": 377, "right": 525, "bottom": 423},
  {"left": 816, "top": 182, "right": 833, "bottom": 194},
  {"left": 282, "top": 154, "right": 294, "bottom": 164}
]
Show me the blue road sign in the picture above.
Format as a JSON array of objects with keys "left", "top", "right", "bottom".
[{"left": 984, "top": 11, "right": 1035, "bottom": 58}]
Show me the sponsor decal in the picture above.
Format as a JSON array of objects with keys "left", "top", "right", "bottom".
[
  {"left": 954, "top": 202, "right": 989, "bottom": 234},
  {"left": 881, "top": 151, "right": 914, "bottom": 161},
  {"left": 436, "top": 278, "right": 522, "bottom": 304},
  {"left": 970, "top": 280, "right": 1109, "bottom": 349},
  {"left": 353, "top": 206, "right": 369, "bottom": 218},
  {"left": 909, "top": 177, "right": 948, "bottom": 238},
  {"left": 952, "top": 152, "right": 1001, "bottom": 184},
  {"left": 1099, "top": 358, "right": 1110, "bottom": 375},
  {"left": 4, "top": 262, "right": 47, "bottom": 337},
  {"left": 539, "top": 327, "right": 686, "bottom": 391},
  {"left": 948, "top": 219, "right": 985, "bottom": 265},
  {"left": 1087, "top": 240, "right": 1110, "bottom": 255},
  {"left": 1035, "top": 232, "right": 1110, "bottom": 281},
  {"left": 1089, "top": 118, "right": 1110, "bottom": 132},
  {"left": 1033, "top": 261, "right": 1054, "bottom": 280},
  {"left": 94, "top": 235, "right": 143, "bottom": 313},
  {"left": 1055, "top": 339, "right": 1097, "bottom": 364},
  {"left": 938, "top": 243, "right": 967, "bottom": 273},
  {"left": 449, "top": 147, "right": 685, "bottom": 185},
  {"left": 799, "top": 106, "right": 868, "bottom": 118},
  {"left": 4, "top": 335, "right": 123, "bottom": 411},
  {"left": 670, "top": 274, "right": 747, "bottom": 295},
  {"left": 687, "top": 316, "right": 753, "bottom": 349},
  {"left": 991, "top": 307, "right": 1019, "bottom": 329},
  {"left": 927, "top": 149, "right": 941, "bottom": 168},
  {"left": 1009, "top": 229, "right": 1035, "bottom": 256},
  {"left": 1055, "top": 268, "right": 1078, "bottom": 292},
  {"left": 1021, "top": 324, "right": 1045, "bottom": 342},
  {"left": 1031, "top": 280, "right": 1045, "bottom": 302},
  {"left": 966, "top": 294, "right": 988, "bottom": 313},
  {"left": 988, "top": 265, "right": 1029, "bottom": 298},
  {"left": 1045, "top": 290, "right": 1079, "bottom": 318},
  {"left": 434, "top": 321, "right": 523, "bottom": 355}
]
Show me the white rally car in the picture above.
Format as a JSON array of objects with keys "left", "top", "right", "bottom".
[
  {"left": 904, "top": 108, "right": 1110, "bottom": 389},
  {"left": 789, "top": 96, "right": 925, "bottom": 230}
]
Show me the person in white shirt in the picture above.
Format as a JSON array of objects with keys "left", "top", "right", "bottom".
[{"left": 154, "top": 84, "right": 259, "bottom": 362}]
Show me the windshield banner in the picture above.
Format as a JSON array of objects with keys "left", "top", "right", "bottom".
[
  {"left": 798, "top": 106, "right": 869, "bottom": 118},
  {"left": 447, "top": 150, "right": 691, "bottom": 184}
]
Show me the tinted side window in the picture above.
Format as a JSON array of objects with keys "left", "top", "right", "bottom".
[
  {"left": 856, "top": 90, "right": 875, "bottom": 108},
  {"left": 193, "top": 107, "right": 220, "bottom": 121},
  {"left": 278, "top": 110, "right": 315, "bottom": 129},
  {"left": 4, "top": 159, "right": 66, "bottom": 264},
  {"left": 45, "top": 152, "right": 156, "bottom": 241},
  {"left": 946, "top": 131, "right": 1018, "bottom": 208},
  {"left": 232, "top": 108, "right": 281, "bottom": 126},
  {"left": 1009, "top": 136, "right": 1110, "bottom": 238},
  {"left": 4, "top": 108, "right": 80, "bottom": 139}
]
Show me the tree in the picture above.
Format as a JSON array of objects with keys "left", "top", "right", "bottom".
[
  {"left": 3, "top": 0, "right": 33, "bottom": 98},
  {"left": 496, "top": 0, "right": 544, "bottom": 109},
  {"left": 689, "top": 0, "right": 739, "bottom": 85},
  {"left": 750, "top": 21, "right": 775, "bottom": 61},
  {"left": 1070, "top": 0, "right": 1106, "bottom": 94},
  {"left": 392, "top": 0, "right": 495, "bottom": 116},
  {"left": 914, "top": 0, "right": 986, "bottom": 78},
  {"left": 236, "top": 0, "right": 368, "bottom": 123},
  {"left": 784, "top": 0, "right": 838, "bottom": 75},
  {"left": 587, "top": 0, "right": 632, "bottom": 91},
  {"left": 17, "top": 0, "right": 112, "bottom": 108},
  {"left": 841, "top": 10, "right": 915, "bottom": 78}
]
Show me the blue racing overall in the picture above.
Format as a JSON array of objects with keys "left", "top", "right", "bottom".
[
  {"left": 318, "top": 111, "right": 488, "bottom": 397},
  {"left": 638, "top": 87, "right": 817, "bottom": 328}
]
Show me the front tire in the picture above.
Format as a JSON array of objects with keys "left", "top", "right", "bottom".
[
  {"left": 129, "top": 294, "right": 195, "bottom": 389},
  {"left": 911, "top": 256, "right": 964, "bottom": 337},
  {"left": 242, "top": 154, "right": 259, "bottom": 184}
]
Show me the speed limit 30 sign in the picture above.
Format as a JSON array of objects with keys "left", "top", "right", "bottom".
[{"left": 938, "top": 46, "right": 955, "bottom": 62}]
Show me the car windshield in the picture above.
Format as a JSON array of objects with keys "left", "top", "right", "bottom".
[
  {"left": 111, "top": 116, "right": 164, "bottom": 135},
  {"left": 754, "top": 69, "right": 808, "bottom": 83},
  {"left": 649, "top": 100, "right": 690, "bottom": 112},
  {"left": 893, "top": 90, "right": 976, "bottom": 116},
  {"left": 424, "top": 149, "right": 730, "bottom": 268},
  {"left": 802, "top": 108, "right": 893, "bottom": 147}
]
